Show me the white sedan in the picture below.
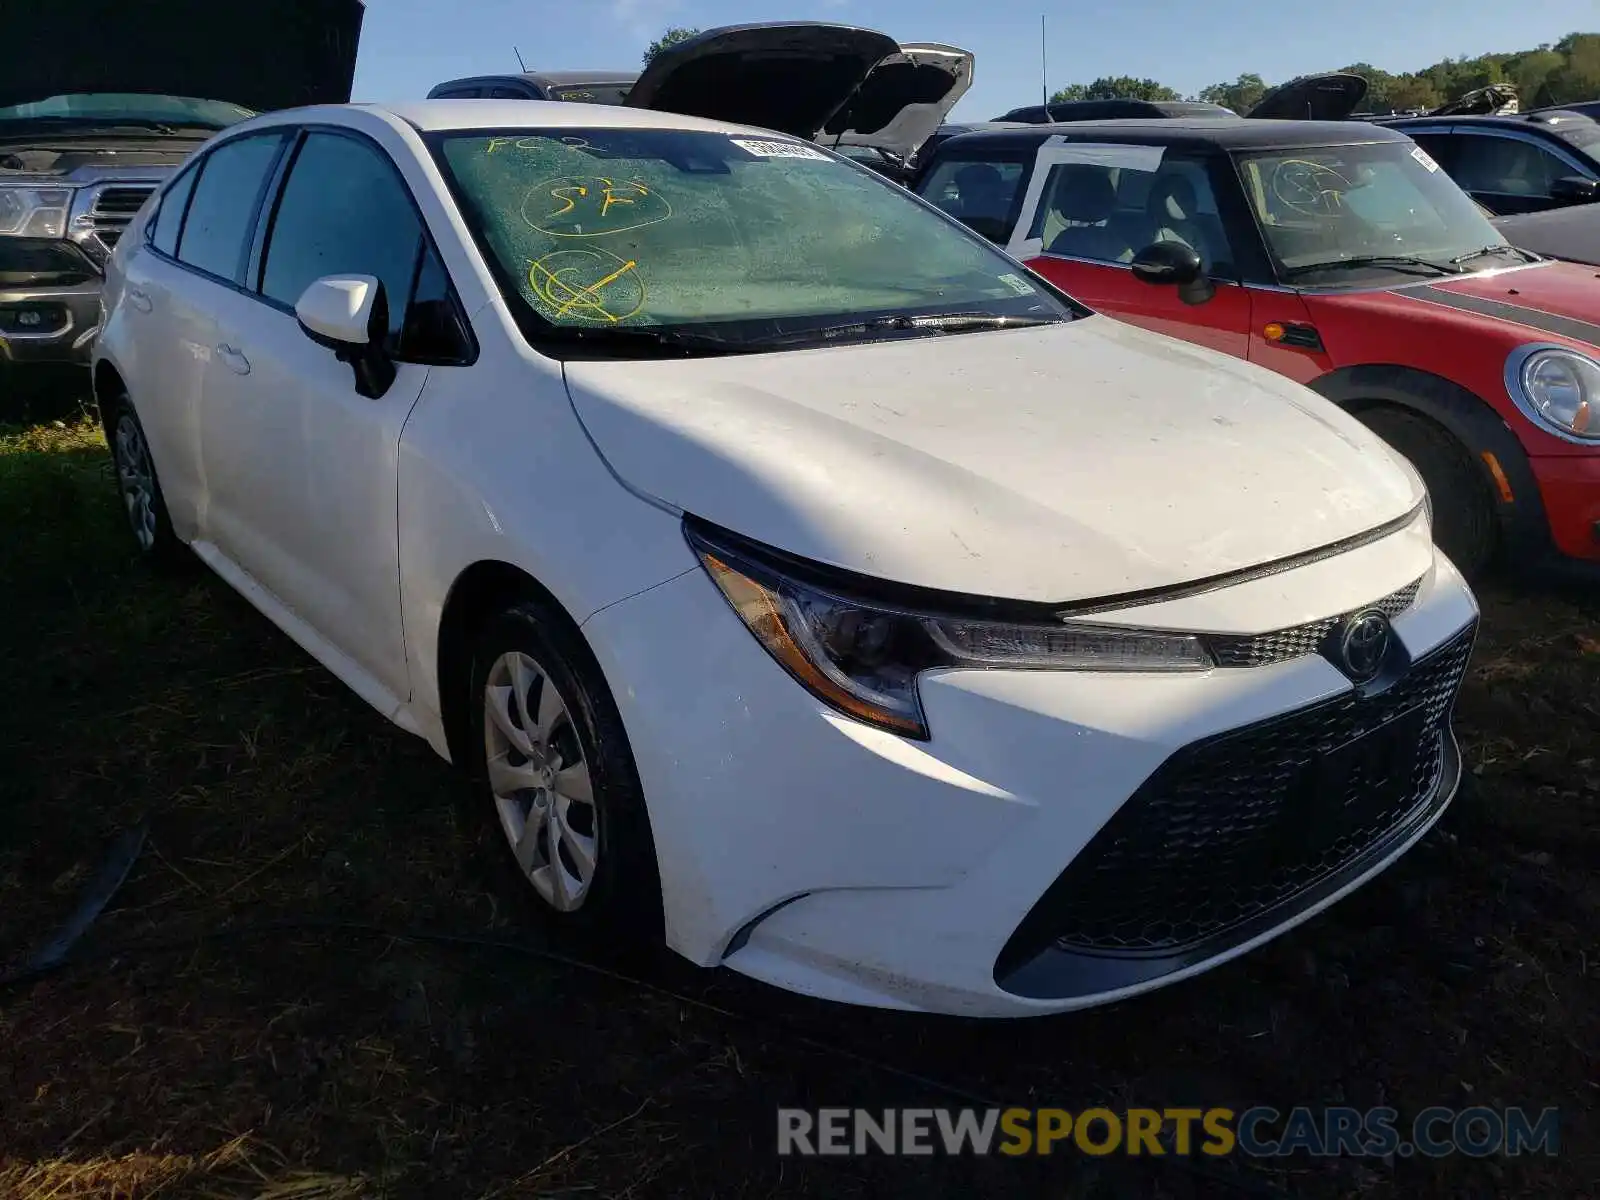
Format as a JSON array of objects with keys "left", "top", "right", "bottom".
[{"left": 94, "top": 97, "right": 1479, "bottom": 1017}]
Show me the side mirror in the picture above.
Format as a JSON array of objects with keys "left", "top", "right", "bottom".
[
  {"left": 1550, "top": 175, "right": 1599, "bottom": 205},
  {"left": 295, "top": 274, "right": 397, "bottom": 399},
  {"left": 1130, "top": 241, "right": 1214, "bottom": 306}
]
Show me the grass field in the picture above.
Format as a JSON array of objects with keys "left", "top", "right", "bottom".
[{"left": 1, "top": 410, "right": 1595, "bottom": 1198}]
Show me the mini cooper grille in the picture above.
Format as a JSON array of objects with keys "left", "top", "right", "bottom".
[
  {"left": 999, "top": 620, "right": 1475, "bottom": 966},
  {"left": 1207, "top": 578, "right": 1423, "bottom": 668},
  {"left": 88, "top": 186, "right": 156, "bottom": 250}
]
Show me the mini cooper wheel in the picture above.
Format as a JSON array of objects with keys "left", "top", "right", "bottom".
[
  {"left": 1359, "top": 406, "right": 1498, "bottom": 580},
  {"left": 108, "top": 393, "right": 185, "bottom": 567},
  {"left": 467, "top": 601, "right": 661, "bottom": 934}
]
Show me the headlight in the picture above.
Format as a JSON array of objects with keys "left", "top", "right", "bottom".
[
  {"left": 0, "top": 186, "right": 75, "bottom": 239},
  {"left": 1508, "top": 345, "right": 1599, "bottom": 441},
  {"left": 686, "top": 522, "right": 1213, "bottom": 740}
]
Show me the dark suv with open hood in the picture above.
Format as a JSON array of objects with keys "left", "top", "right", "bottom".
[{"left": 0, "top": 0, "right": 363, "bottom": 372}]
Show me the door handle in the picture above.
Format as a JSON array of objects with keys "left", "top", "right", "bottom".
[
  {"left": 126, "top": 287, "right": 153, "bottom": 313},
  {"left": 216, "top": 343, "right": 251, "bottom": 375}
]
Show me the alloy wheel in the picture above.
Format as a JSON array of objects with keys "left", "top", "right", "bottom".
[
  {"left": 113, "top": 412, "right": 158, "bottom": 552},
  {"left": 482, "top": 650, "right": 599, "bottom": 911}
]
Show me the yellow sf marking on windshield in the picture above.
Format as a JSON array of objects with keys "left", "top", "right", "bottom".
[{"left": 548, "top": 184, "right": 587, "bottom": 217}]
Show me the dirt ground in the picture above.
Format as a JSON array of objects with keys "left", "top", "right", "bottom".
[{"left": 1, "top": 402, "right": 1595, "bottom": 1198}]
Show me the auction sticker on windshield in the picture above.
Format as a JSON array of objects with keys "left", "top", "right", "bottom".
[
  {"left": 1411, "top": 146, "right": 1441, "bottom": 172},
  {"left": 731, "top": 138, "right": 829, "bottom": 161}
]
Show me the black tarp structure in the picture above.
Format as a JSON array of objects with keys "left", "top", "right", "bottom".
[{"left": 0, "top": 0, "right": 364, "bottom": 113}]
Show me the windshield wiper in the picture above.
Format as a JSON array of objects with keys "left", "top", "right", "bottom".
[
  {"left": 748, "top": 311, "right": 1061, "bottom": 349},
  {"left": 1282, "top": 255, "right": 1462, "bottom": 279},
  {"left": 531, "top": 323, "right": 752, "bottom": 358},
  {"left": 1450, "top": 243, "right": 1541, "bottom": 266}
]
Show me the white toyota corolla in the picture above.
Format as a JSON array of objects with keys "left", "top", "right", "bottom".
[{"left": 94, "top": 61, "right": 1480, "bottom": 1017}]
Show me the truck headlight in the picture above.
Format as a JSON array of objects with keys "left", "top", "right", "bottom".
[
  {"left": 0, "top": 186, "right": 74, "bottom": 240},
  {"left": 1507, "top": 345, "right": 1600, "bottom": 442}
]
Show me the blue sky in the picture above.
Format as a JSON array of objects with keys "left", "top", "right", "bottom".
[{"left": 351, "top": 0, "right": 1595, "bottom": 121}]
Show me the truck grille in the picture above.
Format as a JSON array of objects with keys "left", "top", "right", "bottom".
[
  {"left": 87, "top": 185, "right": 157, "bottom": 252},
  {"left": 996, "top": 620, "right": 1476, "bottom": 972}
]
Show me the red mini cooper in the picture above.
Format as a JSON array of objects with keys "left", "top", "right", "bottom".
[{"left": 912, "top": 115, "right": 1600, "bottom": 583}]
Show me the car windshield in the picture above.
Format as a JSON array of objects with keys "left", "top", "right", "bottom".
[
  {"left": 0, "top": 93, "right": 256, "bottom": 129},
  {"left": 1234, "top": 140, "right": 1520, "bottom": 284},
  {"left": 432, "top": 127, "right": 1077, "bottom": 349}
]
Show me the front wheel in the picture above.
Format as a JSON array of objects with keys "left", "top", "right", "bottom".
[
  {"left": 1357, "top": 406, "right": 1498, "bottom": 579},
  {"left": 466, "top": 600, "right": 662, "bottom": 936}
]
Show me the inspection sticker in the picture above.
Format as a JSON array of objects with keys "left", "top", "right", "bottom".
[
  {"left": 731, "top": 137, "right": 829, "bottom": 161},
  {"left": 998, "top": 273, "right": 1035, "bottom": 296},
  {"left": 1411, "top": 145, "right": 1441, "bottom": 172}
]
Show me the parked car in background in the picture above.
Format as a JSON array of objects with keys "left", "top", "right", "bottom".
[
  {"left": 0, "top": 0, "right": 362, "bottom": 375},
  {"left": 914, "top": 118, "right": 1600, "bottom": 583},
  {"left": 1385, "top": 111, "right": 1600, "bottom": 215},
  {"left": 92, "top": 79, "right": 1479, "bottom": 1016},
  {"left": 432, "top": 24, "right": 973, "bottom": 175},
  {"left": 1494, "top": 203, "right": 1600, "bottom": 267},
  {"left": 995, "top": 99, "right": 1238, "bottom": 123},
  {"left": 427, "top": 71, "right": 638, "bottom": 105}
]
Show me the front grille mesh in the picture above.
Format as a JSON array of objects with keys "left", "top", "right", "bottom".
[
  {"left": 1207, "top": 578, "right": 1422, "bottom": 668},
  {"left": 998, "top": 620, "right": 1476, "bottom": 965},
  {"left": 88, "top": 185, "right": 156, "bottom": 251}
]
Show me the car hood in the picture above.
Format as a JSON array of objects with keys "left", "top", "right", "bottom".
[
  {"left": 1379, "top": 261, "right": 1600, "bottom": 348},
  {"left": 1247, "top": 72, "right": 1368, "bottom": 121},
  {"left": 819, "top": 43, "right": 974, "bottom": 161},
  {"left": 0, "top": 0, "right": 363, "bottom": 112},
  {"left": 562, "top": 317, "right": 1423, "bottom": 603},
  {"left": 1494, "top": 207, "right": 1600, "bottom": 267},
  {"left": 626, "top": 22, "right": 901, "bottom": 140}
]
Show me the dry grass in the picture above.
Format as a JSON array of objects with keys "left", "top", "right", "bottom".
[{"left": 0, "top": 407, "right": 1595, "bottom": 1198}]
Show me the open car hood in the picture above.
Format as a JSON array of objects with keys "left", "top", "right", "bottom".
[
  {"left": 625, "top": 22, "right": 901, "bottom": 139},
  {"left": 1428, "top": 84, "right": 1519, "bottom": 117},
  {"left": 820, "top": 43, "right": 974, "bottom": 161},
  {"left": 0, "top": 0, "right": 363, "bottom": 113},
  {"left": 1247, "top": 72, "right": 1368, "bottom": 121}
]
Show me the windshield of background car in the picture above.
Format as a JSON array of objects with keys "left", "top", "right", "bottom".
[
  {"left": 434, "top": 128, "right": 1074, "bottom": 340},
  {"left": 1234, "top": 140, "right": 1515, "bottom": 284},
  {"left": 0, "top": 93, "right": 256, "bottom": 129},
  {"left": 544, "top": 84, "right": 634, "bottom": 106}
]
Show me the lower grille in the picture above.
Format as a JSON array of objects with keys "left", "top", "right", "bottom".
[{"left": 998, "top": 620, "right": 1476, "bottom": 970}]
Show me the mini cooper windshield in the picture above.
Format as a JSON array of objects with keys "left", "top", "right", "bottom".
[
  {"left": 1235, "top": 140, "right": 1535, "bottom": 285},
  {"left": 435, "top": 128, "right": 1077, "bottom": 352}
]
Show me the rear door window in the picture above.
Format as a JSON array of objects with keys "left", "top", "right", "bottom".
[{"left": 175, "top": 133, "right": 286, "bottom": 283}]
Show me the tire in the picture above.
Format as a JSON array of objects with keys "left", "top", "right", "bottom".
[
  {"left": 1357, "top": 406, "right": 1498, "bottom": 579},
  {"left": 466, "top": 599, "right": 663, "bottom": 938},
  {"left": 106, "top": 391, "right": 189, "bottom": 569}
]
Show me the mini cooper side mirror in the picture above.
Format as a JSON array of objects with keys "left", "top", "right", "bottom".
[
  {"left": 1550, "top": 175, "right": 1599, "bottom": 205},
  {"left": 1130, "top": 241, "right": 1214, "bottom": 305},
  {"left": 295, "top": 274, "right": 398, "bottom": 399}
]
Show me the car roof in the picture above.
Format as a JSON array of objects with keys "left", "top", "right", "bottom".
[
  {"left": 372, "top": 99, "right": 783, "bottom": 137},
  {"left": 929, "top": 117, "right": 1414, "bottom": 155},
  {"left": 434, "top": 70, "right": 637, "bottom": 89},
  {"left": 1386, "top": 112, "right": 1597, "bottom": 132}
]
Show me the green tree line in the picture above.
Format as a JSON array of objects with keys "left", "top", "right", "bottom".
[{"left": 1051, "top": 32, "right": 1600, "bottom": 112}]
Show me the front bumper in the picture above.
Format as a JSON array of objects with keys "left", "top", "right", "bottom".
[
  {"left": 0, "top": 280, "right": 103, "bottom": 366},
  {"left": 1528, "top": 452, "right": 1600, "bottom": 584},
  {"left": 583, "top": 530, "right": 1479, "bottom": 1017}
]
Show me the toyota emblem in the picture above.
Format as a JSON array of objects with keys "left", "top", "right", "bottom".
[{"left": 1338, "top": 610, "right": 1392, "bottom": 682}]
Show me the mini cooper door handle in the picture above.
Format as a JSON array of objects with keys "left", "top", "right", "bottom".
[
  {"left": 126, "top": 288, "right": 153, "bottom": 313},
  {"left": 216, "top": 344, "right": 251, "bottom": 375}
]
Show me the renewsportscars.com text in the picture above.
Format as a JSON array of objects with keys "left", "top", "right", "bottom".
[{"left": 776, "top": 1106, "right": 1560, "bottom": 1158}]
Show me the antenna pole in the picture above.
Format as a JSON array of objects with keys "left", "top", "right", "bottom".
[
  {"left": 1040, "top": 14, "right": 1048, "bottom": 106},
  {"left": 514, "top": 45, "right": 528, "bottom": 72}
]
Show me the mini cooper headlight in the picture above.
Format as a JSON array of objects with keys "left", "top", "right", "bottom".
[
  {"left": 0, "top": 186, "right": 74, "bottom": 239},
  {"left": 1509, "top": 345, "right": 1600, "bottom": 442},
  {"left": 685, "top": 521, "right": 1214, "bottom": 740}
]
